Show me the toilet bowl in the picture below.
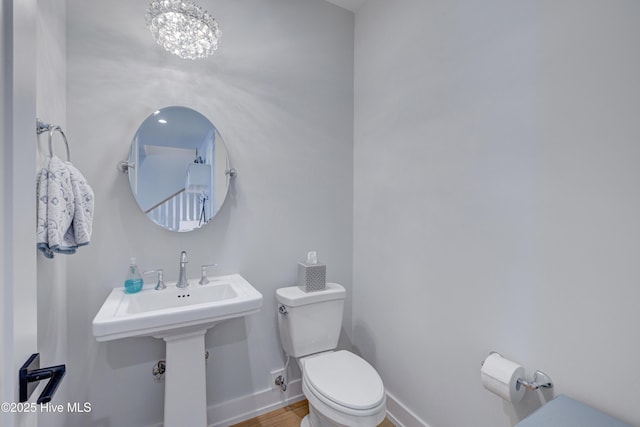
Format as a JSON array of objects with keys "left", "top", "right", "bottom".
[
  {"left": 300, "top": 351, "right": 386, "bottom": 427},
  {"left": 276, "top": 283, "right": 387, "bottom": 427}
]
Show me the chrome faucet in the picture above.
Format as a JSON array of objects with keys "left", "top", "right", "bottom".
[{"left": 176, "top": 251, "right": 190, "bottom": 288}]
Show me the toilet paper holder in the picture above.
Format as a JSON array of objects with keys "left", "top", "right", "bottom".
[
  {"left": 482, "top": 352, "right": 554, "bottom": 392},
  {"left": 517, "top": 370, "right": 553, "bottom": 392}
]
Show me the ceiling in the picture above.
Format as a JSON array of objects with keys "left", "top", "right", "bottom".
[{"left": 324, "top": 0, "right": 368, "bottom": 12}]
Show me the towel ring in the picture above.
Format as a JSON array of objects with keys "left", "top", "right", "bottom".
[{"left": 36, "top": 119, "right": 71, "bottom": 162}]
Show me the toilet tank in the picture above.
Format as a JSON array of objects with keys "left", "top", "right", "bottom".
[{"left": 276, "top": 283, "right": 345, "bottom": 358}]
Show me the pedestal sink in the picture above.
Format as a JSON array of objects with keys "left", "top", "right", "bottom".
[{"left": 92, "top": 273, "right": 262, "bottom": 427}]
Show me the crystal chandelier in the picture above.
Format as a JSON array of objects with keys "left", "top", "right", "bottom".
[{"left": 145, "top": 0, "right": 221, "bottom": 60}]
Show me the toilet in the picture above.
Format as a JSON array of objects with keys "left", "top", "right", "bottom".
[{"left": 276, "top": 283, "right": 386, "bottom": 427}]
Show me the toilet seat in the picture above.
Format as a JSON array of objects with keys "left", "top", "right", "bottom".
[{"left": 303, "top": 351, "right": 385, "bottom": 415}]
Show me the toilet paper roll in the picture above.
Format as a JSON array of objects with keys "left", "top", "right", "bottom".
[{"left": 481, "top": 353, "right": 525, "bottom": 403}]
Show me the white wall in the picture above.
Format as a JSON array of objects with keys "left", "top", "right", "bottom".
[
  {"left": 353, "top": 1, "right": 640, "bottom": 426},
  {"left": 1, "top": 1, "right": 38, "bottom": 426},
  {"left": 0, "top": 0, "right": 7, "bottom": 414},
  {"left": 0, "top": 3, "right": 67, "bottom": 426},
  {"left": 0, "top": 0, "right": 6, "bottom": 408},
  {"left": 36, "top": 2, "right": 68, "bottom": 426},
  {"left": 65, "top": 1, "right": 353, "bottom": 426}
]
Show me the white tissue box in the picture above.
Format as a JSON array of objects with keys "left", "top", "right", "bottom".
[{"left": 297, "top": 262, "right": 326, "bottom": 292}]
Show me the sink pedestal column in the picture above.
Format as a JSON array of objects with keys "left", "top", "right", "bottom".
[{"left": 162, "top": 329, "right": 208, "bottom": 427}]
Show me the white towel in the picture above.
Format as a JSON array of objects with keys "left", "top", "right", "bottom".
[
  {"left": 36, "top": 162, "right": 51, "bottom": 256},
  {"left": 36, "top": 155, "right": 94, "bottom": 258},
  {"left": 65, "top": 161, "right": 94, "bottom": 246}
]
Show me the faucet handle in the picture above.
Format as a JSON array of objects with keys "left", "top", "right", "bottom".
[
  {"left": 199, "top": 264, "right": 218, "bottom": 285},
  {"left": 143, "top": 269, "right": 166, "bottom": 290}
]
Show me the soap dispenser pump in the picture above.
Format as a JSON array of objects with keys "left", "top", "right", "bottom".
[{"left": 124, "top": 257, "right": 144, "bottom": 294}]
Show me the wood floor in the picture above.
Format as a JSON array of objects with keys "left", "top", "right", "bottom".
[{"left": 230, "top": 400, "right": 394, "bottom": 427}]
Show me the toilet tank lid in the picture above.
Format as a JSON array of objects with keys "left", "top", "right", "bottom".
[{"left": 276, "top": 283, "right": 345, "bottom": 307}]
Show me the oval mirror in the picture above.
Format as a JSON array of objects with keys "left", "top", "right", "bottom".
[{"left": 126, "top": 106, "right": 233, "bottom": 232}]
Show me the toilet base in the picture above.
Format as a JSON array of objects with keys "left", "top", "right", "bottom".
[
  {"left": 303, "top": 404, "right": 341, "bottom": 427},
  {"left": 302, "top": 400, "right": 384, "bottom": 427}
]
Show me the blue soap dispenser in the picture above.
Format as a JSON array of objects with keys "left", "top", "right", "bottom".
[{"left": 124, "top": 257, "right": 143, "bottom": 293}]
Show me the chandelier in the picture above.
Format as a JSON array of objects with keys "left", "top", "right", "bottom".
[{"left": 145, "top": 0, "right": 221, "bottom": 60}]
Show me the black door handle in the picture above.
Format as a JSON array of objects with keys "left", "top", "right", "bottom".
[{"left": 19, "top": 353, "right": 66, "bottom": 404}]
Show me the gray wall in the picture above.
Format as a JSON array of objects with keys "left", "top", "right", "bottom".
[
  {"left": 353, "top": 1, "right": 640, "bottom": 426},
  {"left": 65, "top": 1, "right": 354, "bottom": 425}
]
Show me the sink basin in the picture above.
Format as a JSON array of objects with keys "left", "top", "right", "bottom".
[
  {"left": 92, "top": 273, "right": 262, "bottom": 341},
  {"left": 128, "top": 282, "right": 236, "bottom": 313}
]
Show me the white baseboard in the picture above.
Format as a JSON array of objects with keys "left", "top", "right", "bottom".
[
  {"left": 385, "top": 391, "right": 431, "bottom": 427},
  {"left": 207, "top": 378, "right": 305, "bottom": 427}
]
